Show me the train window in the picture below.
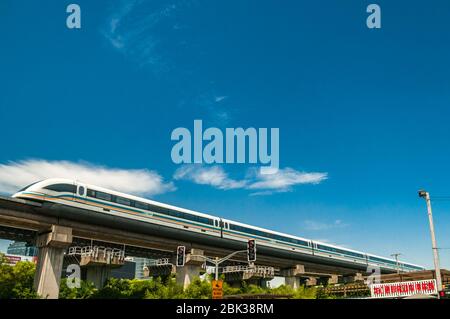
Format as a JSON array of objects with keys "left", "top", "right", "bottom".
[
  {"left": 43, "top": 184, "right": 76, "bottom": 193},
  {"left": 78, "top": 186, "right": 85, "bottom": 196},
  {"left": 87, "top": 189, "right": 96, "bottom": 197},
  {"left": 135, "top": 201, "right": 148, "bottom": 210},
  {"left": 95, "top": 191, "right": 112, "bottom": 201},
  {"left": 116, "top": 196, "right": 131, "bottom": 206},
  {"left": 143, "top": 202, "right": 213, "bottom": 226},
  {"left": 316, "top": 244, "right": 364, "bottom": 258},
  {"left": 18, "top": 181, "right": 41, "bottom": 192}
]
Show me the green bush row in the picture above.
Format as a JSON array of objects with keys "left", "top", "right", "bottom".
[{"left": 0, "top": 254, "right": 328, "bottom": 299}]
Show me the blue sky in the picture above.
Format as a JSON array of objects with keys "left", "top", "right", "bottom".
[{"left": 1, "top": 0, "right": 450, "bottom": 268}]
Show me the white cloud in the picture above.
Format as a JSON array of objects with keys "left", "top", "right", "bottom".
[
  {"left": 247, "top": 168, "right": 327, "bottom": 192},
  {"left": 214, "top": 96, "right": 227, "bottom": 102},
  {"left": 0, "top": 159, "right": 174, "bottom": 196},
  {"left": 101, "top": 1, "right": 179, "bottom": 69},
  {"left": 304, "top": 219, "right": 348, "bottom": 231},
  {"left": 174, "top": 165, "right": 246, "bottom": 190},
  {"left": 173, "top": 165, "right": 327, "bottom": 194}
]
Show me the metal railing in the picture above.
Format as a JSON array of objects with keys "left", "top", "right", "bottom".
[
  {"left": 68, "top": 245, "right": 125, "bottom": 264},
  {"left": 221, "top": 265, "right": 275, "bottom": 277},
  {"left": 146, "top": 258, "right": 172, "bottom": 267}
]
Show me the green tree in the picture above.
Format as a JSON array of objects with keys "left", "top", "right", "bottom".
[
  {"left": 0, "top": 254, "right": 38, "bottom": 299},
  {"left": 59, "top": 278, "right": 97, "bottom": 299},
  {"left": 0, "top": 254, "right": 15, "bottom": 298},
  {"left": 93, "top": 278, "right": 132, "bottom": 298},
  {"left": 182, "top": 277, "right": 212, "bottom": 299},
  {"left": 144, "top": 276, "right": 184, "bottom": 299}
]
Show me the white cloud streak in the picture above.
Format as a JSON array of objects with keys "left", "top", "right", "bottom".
[
  {"left": 0, "top": 160, "right": 174, "bottom": 196},
  {"left": 173, "top": 165, "right": 246, "bottom": 190},
  {"left": 247, "top": 168, "right": 327, "bottom": 191},
  {"left": 173, "top": 165, "right": 327, "bottom": 194}
]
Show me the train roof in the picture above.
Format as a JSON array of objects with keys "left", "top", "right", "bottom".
[{"left": 18, "top": 178, "right": 424, "bottom": 268}]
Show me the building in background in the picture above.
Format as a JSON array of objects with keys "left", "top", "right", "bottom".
[
  {"left": 110, "top": 260, "right": 136, "bottom": 280},
  {"left": 6, "top": 241, "right": 38, "bottom": 257},
  {"left": 129, "top": 257, "right": 154, "bottom": 279}
]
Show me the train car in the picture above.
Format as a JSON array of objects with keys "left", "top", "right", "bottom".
[
  {"left": 14, "top": 178, "right": 221, "bottom": 238},
  {"left": 221, "top": 217, "right": 313, "bottom": 258},
  {"left": 12, "top": 178, "right": 425, "bottom": 273},
  {"left": 311, "top": 241, "right": 368, "bottom": 268}
]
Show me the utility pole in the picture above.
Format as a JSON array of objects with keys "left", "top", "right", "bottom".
[
  {"left": 390, "top": 253, "right": 401, "bottom": 274},
  {"left": 418, "top": 190, "right": 443, "bottom": 296},
  {"left": 215, "top": 256, "right": 220, "bottom": 281}
]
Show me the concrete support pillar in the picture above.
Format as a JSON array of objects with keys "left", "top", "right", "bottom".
[
  {"left": 285, "top": 276, "right": 301, "bottom": 289},
  {"left": 176, "top": 248, "right": 204, "bottom": 290},
  {"left": 305, "top": 277, "right": 317, "bottom": 286},
  {"left": 86, "top": 266, "right": 111, "bottom": 289},
  {"left": 280, "top": 265, "right": 305, "bottom": 289},
  {"left": 343, "top": 272, "right": 363, "bottom": 283},
  {"left": 327, "top": 274, "right": 339, "bottom": 285},
  {"left": 34, "top": 225, "right": 72, "bottom": 299}
]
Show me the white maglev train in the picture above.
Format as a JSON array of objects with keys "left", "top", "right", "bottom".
[{"left": 13, "top": 178, "right": 424, "bottom": 272}]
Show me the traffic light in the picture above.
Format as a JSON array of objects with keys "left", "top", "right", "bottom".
[
  {"left": 247, "top": 239, "right": 256, "bottom": 262},
  {"left": 176, "top": 246, "right": 186, "bottom": 267}
]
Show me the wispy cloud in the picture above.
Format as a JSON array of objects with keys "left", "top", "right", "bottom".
[
  {"left": 0, "top": 159, "right": 174, "bottom": 196},
  {"left": 178, "top": 91, "right": 231, "bottom": 124},
  {"left": 247, "top": 168, "right": 327, "bottom": 193},
  {"left": 101, "top": 0, "right": 180, "bottom": 69},
  {"left": 173, "top": 165, "right": 327, "bottom": 194},
  {"left": 304, "top": 219, "right": 348, "bottom": 231},
  {"left": 214, "top": 96, "right": 228, "bottom": 102},
  {"left": 173, "top": 165, "right": 246, "bottom": 190},
  {"left": 103, "top": 1, "right": 233, "bottom": 124}
]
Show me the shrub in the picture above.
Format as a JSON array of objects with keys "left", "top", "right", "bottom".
[{"left": 0, "top": 254, "right": 38, "bottom": 299}]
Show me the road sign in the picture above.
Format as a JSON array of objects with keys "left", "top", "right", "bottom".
[
  {"left": 370, "top": 279, "right": 437, "bottom": 298},
  {"left": 212, "top": 280, "right": 223, "bottom": 299}
]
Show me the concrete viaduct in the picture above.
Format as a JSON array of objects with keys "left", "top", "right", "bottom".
[{"left": 0, "top": 195, "right": 376, "bottom": 298}]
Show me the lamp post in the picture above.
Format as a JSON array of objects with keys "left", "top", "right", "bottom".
[
  {"left": 418, "top": 190, "right": 443, "bottom": 296},
  {"left": 390, "top": 253, "right": 401, "bottom": 274},
  {"left": 192, "top": 250, "right": 248, "bottom": 281}
]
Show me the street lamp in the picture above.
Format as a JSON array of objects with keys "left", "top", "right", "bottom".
[
  {"left": 390, "top": 253, "right": 401, "bottom": 274},
  {"left": 418, "top": 190, "right": 443, "bottom": 295}
]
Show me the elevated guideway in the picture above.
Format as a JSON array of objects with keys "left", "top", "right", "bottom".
[{"left": 0, "top": 195, "right": 390, "bottom": 298}]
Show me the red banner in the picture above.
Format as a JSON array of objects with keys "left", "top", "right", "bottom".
[{"left": 370, "top": 279, "right": 437, "bottom": 298}]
